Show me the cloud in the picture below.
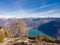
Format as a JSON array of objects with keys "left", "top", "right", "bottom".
[
  {"left": 29, "top": 10, "right": 56, "bottom": 17},
  {"left": 0, "top": 9, "right": 59, "bottom": 18},
  {"left": 40, "top": 3, "right": 56, "bottom": 8},
  {"left": 27, "top": 3, "right": 57, "bottom": 12},
  {"left": 32, "top": 3, "right": 57, "bottom": 10},
  {"left": 48, "top": 12, "right": 60, "bottom": 17},
  {"left": 43, "top": 10, "right": 56, "bottom": 14}
]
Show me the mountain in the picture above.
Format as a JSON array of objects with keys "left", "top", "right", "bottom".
[
  {"left": 0, "top": 18, "right": 60, "bottom": 28},
  {"left": 37, "top": 21, "right": 60, "bottom": 40},
  {"left": 0, "top": 18, "right": 60, "bottom": 40},
  {"left": 22, "top": 18, "right": 60, "bottom": 29}
]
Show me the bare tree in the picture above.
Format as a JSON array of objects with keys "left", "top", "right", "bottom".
[{"left": 9, "top": 20, "right": 27, "bottom": 38}]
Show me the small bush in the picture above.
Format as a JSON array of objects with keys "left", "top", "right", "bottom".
[{"left": 0, "top": 34, "right": 4, "bottom": 43}]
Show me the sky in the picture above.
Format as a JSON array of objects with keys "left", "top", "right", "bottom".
[{"left": 0, "top": 0, "right": 60, "bottom": 18}]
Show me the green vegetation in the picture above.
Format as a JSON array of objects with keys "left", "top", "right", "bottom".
[
  {"left": 0, "top": 34, "right": 4, "bottom": 43},
  {"left": 53, "top": 40, "right": 60, "bottom": 43},
  {"left": 42, "top": 36, "right": 54, "bottom": 43},
  {"left": 0, "top": 26, "right": 4, "bottom": 43}
]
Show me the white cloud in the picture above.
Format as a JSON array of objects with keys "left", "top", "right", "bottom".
[
  {"left": 47, "top": 12, "right": 60, "bottom": 17},
  {"left": 0, "top": 9, "right": 59, "bottom": 18},
  {"left": 40, "top": 3, "right": 57, "bottom": 8},
  {"left": 27, "top": 3, "right": 57, "bottom": 12}
]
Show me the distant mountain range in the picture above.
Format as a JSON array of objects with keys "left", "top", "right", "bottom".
[
  {"left": 0, "top": 18, "right": 60, "bottom": 28},
  {"left": 0, "top": 18, "right": 60, "bottom": 40}
]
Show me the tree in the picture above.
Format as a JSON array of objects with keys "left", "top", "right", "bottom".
[
  {"left": 0, "top": 26, "right": 5, "bottom": 43},
  {"left": 0, "top": 26, "right": 11, "bottom": 43},
  {"left": 9, "top": 20, "right": 27, "bottom": 38}
]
